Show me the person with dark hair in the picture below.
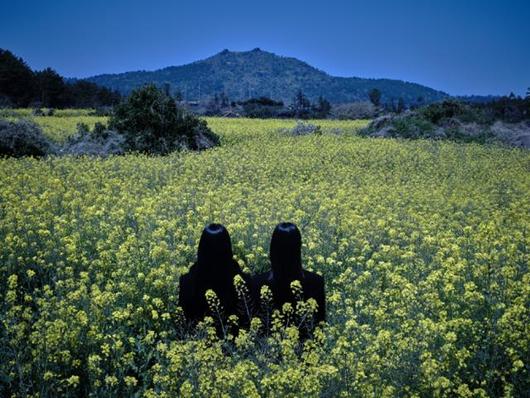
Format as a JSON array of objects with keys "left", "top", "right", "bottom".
[
  {"left": 178, "top": 224, "right": 253, "bottom": 335},
  {"left": 253, "top": 222, "right": 326, "bottom": 333}
]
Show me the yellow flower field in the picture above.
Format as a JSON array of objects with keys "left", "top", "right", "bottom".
[
  {"left": 0, "top": 109, "right": 107, "bottom": 143},
  {"left": 0, "top": 115, "right": 529, "bottom": 397}
]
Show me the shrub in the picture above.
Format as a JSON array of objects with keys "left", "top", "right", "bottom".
[
  {"left": 32, "top": 108, "right": 44, "bottom": 116},
  {"left": 368, "top": 88, "right": 382, "bottom": 107},
  {"left": 287, "top": 121, "right": 322, "bottom": 136},
  {"left": 0, "top": 119, "right": 54, "bottom": 157},
  {"left": 332, "top": 102, "right": 377, "bottom": 119},
  {"left": 392, "top": 115, "right": 436, "bottom": 138},
  {"left": 60, "top": 122, "right": 125, "bottom": 157},
  {"left": 420, "top": 100, "right": 481, "bottom": 124},
  {"left": 239, "top": 97, "right": 285, "bottom": 118},
  {"left": 109, "top": 85, "right": 220, "bottom": 154},
  {"left": 89, "top": 106, "right": 113, "bottom": 117}
]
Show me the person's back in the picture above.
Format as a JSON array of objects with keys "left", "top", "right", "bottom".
[
  {"left": 253, "top": 223, "right": 326, "bottom": 333},
  {"left": 253, "top": 269, "right": 325, "bottom": 323},
  {"left": 178, "top": 224, "right": 252, "bottom": 335}
]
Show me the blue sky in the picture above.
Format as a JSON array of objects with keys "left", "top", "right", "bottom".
[{"left": 1, "top": 0, "right": 529, "bottom": 96}]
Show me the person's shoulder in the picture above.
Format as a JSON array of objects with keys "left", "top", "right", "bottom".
[
  {"left": 230, "top": 259, "right": 245, "bottom": 274},
  {"left": 179, "top": 272, "right": 190, "bottom": 283},
  {"left": 302, "top": 270, "right": 324, "bottom": 286},
  {"left": 179, "top": 264, "right": 198, "bottom": 286},
  {"left": 252, "top": 271, "right": 272, "bottom": 285}
]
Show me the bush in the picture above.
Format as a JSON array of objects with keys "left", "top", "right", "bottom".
[
  {"left": 109, "top": 85, "right": 220, "bottom": 154},
  {"left": 32, "top": 108, "right": 55, "bottom": 117},
  {"left": 287, "top": 121, "right": 322, "bottom": 136},
  {"left": 392, "top": 115, "right": 436, "bottom": 139},
  {"left": 60, "top": 122, "right": 125, "bottom": 157},
  {"left": 89, "top": 106, "right": 114, "bottom": 117},
  {"left": 420, "top": 100, "right": 482, "bottom": 124},
  {"left": 361, "top": 104, "right": 516, "bottom": 145},
  {"left": 331, "top": 102, "right": 377, "bottom": 119},
  {"left": 239, "top": 97, "right": 285, "bottom": 118},
  {"left": 0, "top": 119, "right": 54, "bottom": 157}
]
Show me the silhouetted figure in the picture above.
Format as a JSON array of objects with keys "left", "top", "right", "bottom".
[
  {"left": 253, "top": 223, "right": 326, "bottom": 334},
  {"left": 178, "top": 224, "right": 253, "bottom": 336}
]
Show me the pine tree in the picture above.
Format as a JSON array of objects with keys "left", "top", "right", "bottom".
[
  {"left": 0, "top": 49, "right": 37, "bottom": 106},
  {"left": 313, "top": 96, "right": 331, "bottom": 118},
  {"left": 35, "top": 68, "right": 66, "bottom": 108},
  {"left": 292, "top": 90, "right": 311, "bottom": 118},
  {"left": 369, "top": 88, "right": 382, "bottom": 107},
  {"left": 397, "top": 97, "right": 405, "bottom": 113}
]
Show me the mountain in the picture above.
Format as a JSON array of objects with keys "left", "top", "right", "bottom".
[{"left": 86, "top": 48, "right": 448, "bottom": 105}]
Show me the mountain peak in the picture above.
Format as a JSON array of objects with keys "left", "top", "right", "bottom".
[
  {"left": 214, "top": 48, "right": 270, "bottom": 57},
  {"left": 87, "top": 50, "right": 448, "bottom": 104}
]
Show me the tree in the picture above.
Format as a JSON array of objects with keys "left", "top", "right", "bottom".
[
  {"left": 219, "top": 92, "right": 229, "bottom": 108},
  {"left": 369, "top": 88, "right": 382, "bottom": 107},
  {"left": 205, "top": 93, "right": 221, "bottom": 116},
  {"left": 239, "top": 97, "right": 284, "bottom": 118},
  {"left": 312, "top": 96, "right": 331, "bottom": 118},
  {"left": 35, "top": 68, "right": 67, "bottom": 108},
  {"left": 526, "top": 87, "right": 530, "bottom": 99},
  {"left": 174, "top": 90, "right": 183, "bottom": 102},
  {"left": 0, "top": 119, "right": 53, "bottom": 157},
  {"left": 0, "top": 48, "right": 121, "bottom": 109},
  {"left": 109, "top": 84, "right": 219, "bottom": 154},
  {"left": 162, "top": 82, "right": 171, "bottom": 97},
  {"left": 397, "top": 97, "right": 406, "bottom": 113},
  {"left": 292, "top": 90, "right": 312, "bottom": 118},
  {"left": 331, "top": 102, "right": 377, "bottom": 119},
  {"left": 0, "top": 49, "right": 36, "bottom": 107},
  {"left": 66, "top": 80, "right": 120, "bottom": 108}
]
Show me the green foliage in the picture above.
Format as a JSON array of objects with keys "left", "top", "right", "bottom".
[
  {"left": 110, "top": 85, "right": 219, "bottom": 154},
  {"left": 291, "top": 90, "right": 312, "bottom": 119},
  {"left": 369, "top": 88, "right": 382, "bottom": 107},
  {"left": 312, "top": 96, "right": 331, "bottom": 119},
  {"left": 0, "top": 49, "right": 36, "bottom": 107},
  {"left": 392, "top": 116, "right": 435, "bottom": 138},
  {"left": 60, "top": 122, "right": 125, "bottom": 157},
  {"left": 35, "top": 67, "right": 68, "bottom": 108},
  {"left": 0, "top": 48, "right": 120, "bottom": 109},
  {"left": 420, "top": 100, "right": 476, "bottom": 124},
  {"left": 238, "top": 94, "right": 331, "bottom": 119},
  {"left": 331, "top": 102, "right": 378, "bottom": 120},
  {"left": 286, "top": 121, "right": 322, "bottom": 136},
  {"left": 364, "top": 98, "right": 530, "bottom": 145},
  {"left": 204, "top": 92, "right": 229, "bottom": 116},
  {"left": 421, "top": 98, "right": 530, "bottom": 125},
  {"left": 239, "top": 97, "right": 285, "bottom": 118},
  {"left": 397, "top": 97, "right": 405, "bottom": 113}
]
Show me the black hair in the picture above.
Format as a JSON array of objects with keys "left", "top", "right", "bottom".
[
  {"left": 196, "top": 223, "right": 239, "bottom": 287},
  {"left": 197, "top": 223, "right": 233, "bottom": 266},
  {"left": 269, "top": 222, "right": 304, "bottom": 282}
]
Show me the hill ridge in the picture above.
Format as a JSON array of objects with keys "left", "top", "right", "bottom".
[{"left": 86, "top": 49, "right": 448, "bottom": 105}]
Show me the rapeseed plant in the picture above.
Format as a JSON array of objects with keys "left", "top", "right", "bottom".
[{"left": 0, "top": 115, "right": 528, "bottom": 396}]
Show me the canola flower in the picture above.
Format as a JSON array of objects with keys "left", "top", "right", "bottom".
[
  {"left": 0, "top": 115, "right": 529, "bottom": 397},
  {"left": 1, "top": 108, "right": 107, "bottom": 143}
]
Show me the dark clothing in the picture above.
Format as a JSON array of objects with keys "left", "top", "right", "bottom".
[
  {"left": 178, "top": 260, "right": 253, "bottom": 330},
  {"left": 253, "top": 269, "right": 326, "bottom": 325}
]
